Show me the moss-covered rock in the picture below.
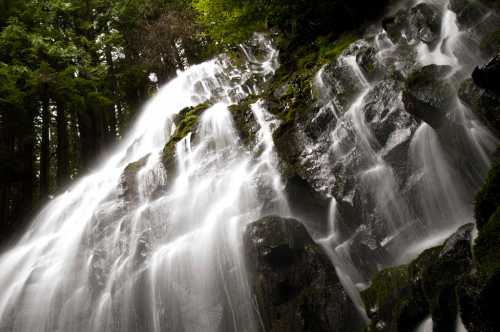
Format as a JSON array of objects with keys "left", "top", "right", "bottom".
[
  {"left": 228, "top": 95, "right": 260, "bottom": 147},
  {"left": 362, "top": 223, "right": 475, "bottom": 332},
  {"left": 244, "top": 215, "right": 363, "bottom": 332},
  {"left": 161, "top": 103, "right": 210, "bottom": 173}
]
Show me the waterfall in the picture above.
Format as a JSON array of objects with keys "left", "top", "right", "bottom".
[
  {"left": 0, "top": 1, "right": 498, "bottom": 331},
  {"left": 0, "top": 35, "right": 287, "bottom": 332}
]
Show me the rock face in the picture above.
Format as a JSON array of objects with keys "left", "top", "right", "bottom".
[
  {"left": 459, "top": 53, "right": 500, "bottom": 135},
  {"left": 458, "top": 159, "right": 500, "bottom": 332},
  {"left": 402, "top": 65, "right": 454, "bottom": 128},
  {"left": 244, "top": 216, "right": 363, "bottom": 332},
  {"left": 120, "top": 155, "right": 150, "bottom": 204},
  {"left": 362, "top": 223, "right": 475, "bottom": 332},
  {"left": 383, "top": 2, "right": 442, "bottom": 46},
  {"left": 472, "top": 53, "right": 500, "bottom": 94}
]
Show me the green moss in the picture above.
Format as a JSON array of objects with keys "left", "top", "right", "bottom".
[
  {"left": 162, "top": 103, "right": 210, "bottom": 167},
  {"left": 228, "top": 95, "right": 259, "bottom": 146},
  {"left": 317, "top": 33, "right": 358, "bottom": 63},
  {"left": 262, "top": 32, "right": 358, "bottom": 125},
  {"left": 475, "top": 161, "right": 500, "bottom": 230},
  {"left": 362, "top": 265, "right": 410, "bottom": 308}
]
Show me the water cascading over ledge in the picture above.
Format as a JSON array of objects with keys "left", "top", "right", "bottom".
[{"left": 0, "top": 0, "right": 499, "bottom": 331}]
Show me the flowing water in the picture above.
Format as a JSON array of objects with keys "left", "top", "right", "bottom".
[
  {"left": 0, "top": 1, "right": 498, "bottom": 331},
  {"left": 311, "top": 0, "right": 498, "bottom": 285},
  {"left": 0, "top": 36, "right": 288, "bottom": 332}
]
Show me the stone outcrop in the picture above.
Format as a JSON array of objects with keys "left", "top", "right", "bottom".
[
  {"left": 402, "top": 65, "right": 454, "bottom": 128},
  {"left": 244, "top": 216, "right": 364, "bottom": 332}
]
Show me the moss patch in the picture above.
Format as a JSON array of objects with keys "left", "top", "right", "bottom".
[
  {"left": 162, "top": 102, "right": 210, "bottom": 169},
  {"left": 228, "top": 95, "right": 259, "bottom": 147}
]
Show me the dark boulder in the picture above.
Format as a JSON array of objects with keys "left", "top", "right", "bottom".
[
  {"left": 458, "top": 211, "right": 500, "bottom": 332},
  {"left": 321, "top": 56, "right": 368, "bottom": 114},
  {"left": 402, "top": 65, "right": 454, "bottom": 128},
  {"left": 472, "top": 53, "right": 500, "bottom": 94},
  {"left": 229, "top": 96, "right": 260, "bottom": 147},
  {"left": 362, "top": 79, "right": 418, "bottom": 150},
  {"left": 244, "top": 215, "right": 363, "bottom": 332},
  {"left": 383, "top": 3, "right": 442, "bottom": 46},
  {"left": 449, "top": 0, "right": 489, "bottom": 29}
]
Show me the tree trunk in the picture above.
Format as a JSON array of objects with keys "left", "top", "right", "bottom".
[
  {"left": 40, "top": 86, "right": 50, "bottom": 200},
  {"left": 105, "top": 46, "right": 119, "bottom": 141},
  {"left": 56, "top": 101, "right": 70, "bottom": 187}
]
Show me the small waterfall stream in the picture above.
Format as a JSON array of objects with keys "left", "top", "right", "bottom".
[{"left": 0, "top": 1, "right": 498, "bottom": 331}]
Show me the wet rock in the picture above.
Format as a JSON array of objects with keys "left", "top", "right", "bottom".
[
  {"left": 363, "top": 80, "right": 417, "bottom": 148},
  {"left": 449, "top": 0, "right": 489, "bottom": 29},
  {"left": 402, "top": 65, "right": 454, "bottom": 128},
  {"left": 348, "top": 226, "right": 392, "bottom": 282},
  {"left": 161, "top": 103, "right": 210, "bottom": 175},
  {"left": 472, "top": 53, "right": 500, "bottom": 94},
  {"left": 457, "top": 160, "right": 500, "bottom": 332},
  {"left": 458, "top": 78, "right": 500, "bottom": 134},
  {"left": 120, "top": 155, "right": 150, "bottom": 204},
  {"left": 284, "top": 176, "right": 331, "bottom": 235},
  {"left": 321, "top": 56, "right": 367, "bottom": 114},
  {"left": 344, "top": 40, "right": 383, "bottom": 80},
  {"left": 229, "top": 96, "right": 260, "bottom": 147},
  {"left": 362, "top": 223, "right": 475, "bottom": 332},
  {"left": 244, "top": 215, "right": 363, "bottom": 332},
  {"left": 383, "top": 3, "right": 442, "bottom": 46}
]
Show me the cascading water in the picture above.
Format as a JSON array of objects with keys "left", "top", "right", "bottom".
[
  {"left": 0, "top": 1, "right": 499, "bottom": 331},
  {"left": 0, "top": 35, "right": 288, "bottom": 332},
  {"left": 309, "top": 0, "right": 498, "bottom": 284}
]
